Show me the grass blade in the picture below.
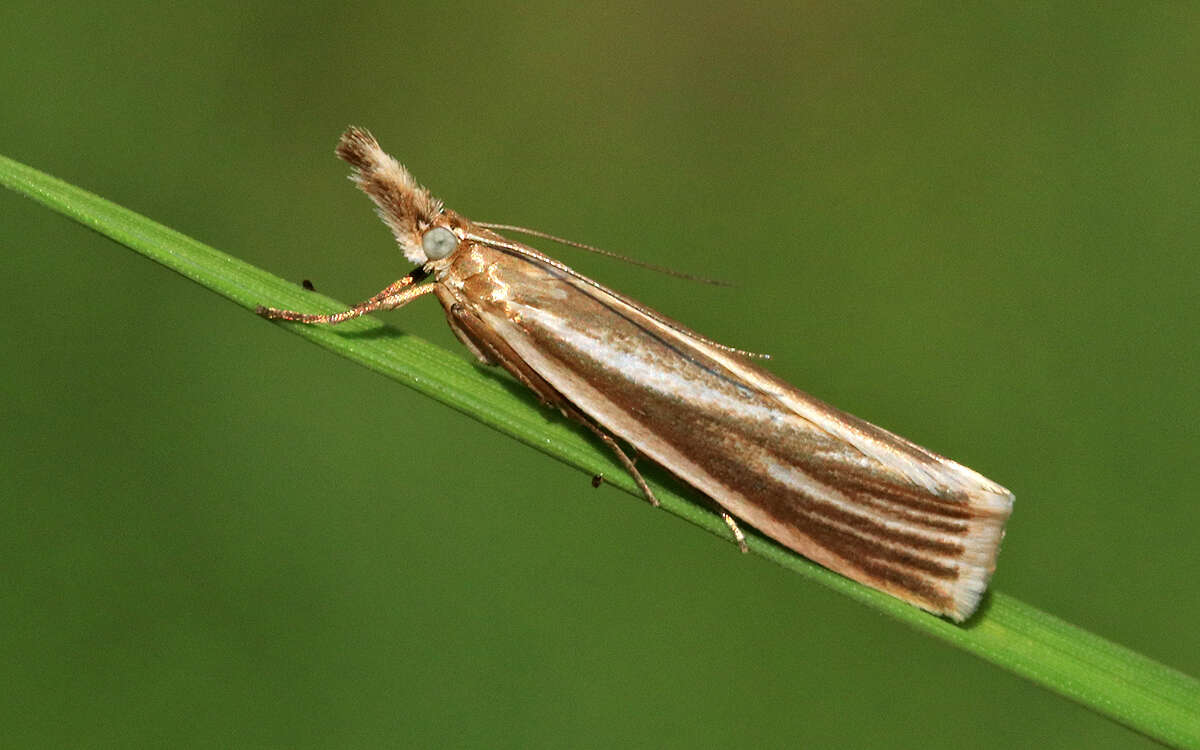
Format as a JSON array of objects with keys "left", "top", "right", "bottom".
[{"left": 3, "top": 152, "right": 1197, "bottom": 748}]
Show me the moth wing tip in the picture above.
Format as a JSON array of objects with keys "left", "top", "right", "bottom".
[{"left": 945, "top": 488, "right": 1014, "bottom": 621}]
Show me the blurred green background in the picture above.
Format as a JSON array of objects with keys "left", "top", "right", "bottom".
[{"left": 2, "top": 2, "right": 1197, "bottom": 747}]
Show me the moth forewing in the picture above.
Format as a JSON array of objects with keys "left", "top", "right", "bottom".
[
  {"left": 259, "top": 127, "right": 1014, "bottom": 621},
  {"left": 437, "top": 241, "right": 1011, "bottom": 620}
]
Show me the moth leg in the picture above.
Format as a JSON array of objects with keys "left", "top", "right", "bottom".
[
  {"left": 445, "top": 303, "right": 499, "bottom": 366},
  {"left": 578, "top": 422, "right": 659, "bottom": 508},
  {"left": 721, "top": 512, "right": 749, "bottom": 553},
  {"left": 443, "top": 299, "right": 660, "bottom": 509},
  {"left": 257, "top": 271, "right": 435, "bottom": 324}
]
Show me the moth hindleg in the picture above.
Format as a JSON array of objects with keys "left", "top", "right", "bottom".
[{"left": 721, "top": 512, "right": 748, "bottom": 553}]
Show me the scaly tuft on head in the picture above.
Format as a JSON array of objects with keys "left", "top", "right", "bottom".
[{"left": 336, "top": 126, "right": 443, "bottom": 265}]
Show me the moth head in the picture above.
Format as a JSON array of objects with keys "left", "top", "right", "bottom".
[{"left": 336, "top": 126, "right": 446, "bottom": 265}]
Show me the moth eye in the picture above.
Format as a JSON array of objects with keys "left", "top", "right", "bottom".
[{"left": 421, "top": 226, "right": 459, "bottom": 260}]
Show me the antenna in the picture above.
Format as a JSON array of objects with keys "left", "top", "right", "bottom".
[{"left": 473, "top": 222, "right": 733, "bottom": 287}]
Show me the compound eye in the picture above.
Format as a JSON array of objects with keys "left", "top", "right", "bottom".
[{"left": 421, "top": 226, "right": 459, "bottom": 260}]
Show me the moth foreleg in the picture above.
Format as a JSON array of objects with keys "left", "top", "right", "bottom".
[{"left": 257, "top": 271, "right": 435, "bottom": 324}]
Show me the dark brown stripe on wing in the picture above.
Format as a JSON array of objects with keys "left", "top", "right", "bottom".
[
  {"left": 779, "top": 487, "right": 966, "bottom": 561},
  {"left": 675, "top": 432, "right": 965, "bottom": 580},
  {"left": 796, "top": 460, "right": 977, "bottom": 517},
  {"left": 850, "top": 494, "right": 971, "bottom": 534},
  {"left": 770, "top": 494, "right": 962, "bottom": 578},
  {"left": 856, "top": 558, "right": 956, "bottom": 612},
  {"left": 753, "top": 480, "right": 960, "bottom": 609}
]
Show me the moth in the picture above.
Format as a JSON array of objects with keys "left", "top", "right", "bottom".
[{"left": 258, "top": 127, "right": 1014, "bottom": 621}]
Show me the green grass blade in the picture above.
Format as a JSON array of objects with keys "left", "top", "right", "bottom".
[{"left": 3, "top": 153, "right": 1197, "bottom": 748}]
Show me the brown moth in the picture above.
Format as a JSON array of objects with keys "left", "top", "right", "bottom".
[{"left": 258, "top": 127, "right": 1014, "bottom": 621}]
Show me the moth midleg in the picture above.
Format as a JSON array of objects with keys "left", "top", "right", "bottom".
[
  {"left": 444, "top": 306, "right": 498, "bottom": 366},
  {"left": 443, "top": 297, "right": 660, "bottom": 509},
  {"left": 577, "top": 423, "right": 659, "bottom": 508},
  {"left": 257, "top": 272, "right": 435, "bottom": 324}
]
